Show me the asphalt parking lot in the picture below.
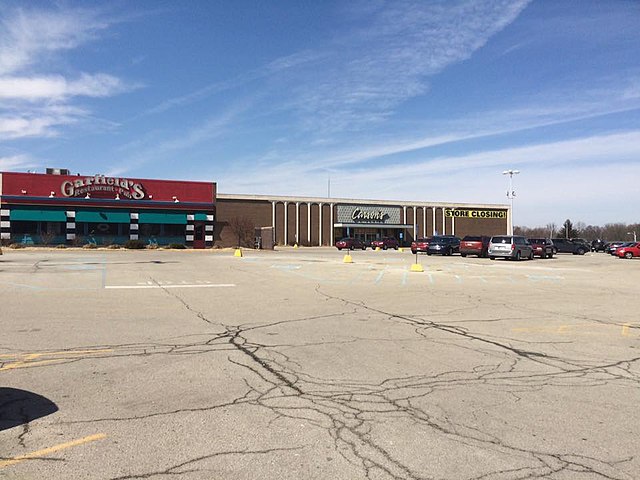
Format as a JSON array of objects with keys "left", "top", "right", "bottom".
[{"left": 1, "top": 247, "right": 639, "bottom": 480}]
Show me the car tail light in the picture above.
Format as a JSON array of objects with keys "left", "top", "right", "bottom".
[{"left": 511, "top": 244, "right": 515, "bottom": 251}]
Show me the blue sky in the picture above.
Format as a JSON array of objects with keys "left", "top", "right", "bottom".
[{"left": 1, "top": 1, "right": 639, "bottom": 227}]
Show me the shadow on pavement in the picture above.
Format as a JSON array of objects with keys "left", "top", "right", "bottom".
[{"left": 0, "top": 388, "right": 58, "bottom": 431}]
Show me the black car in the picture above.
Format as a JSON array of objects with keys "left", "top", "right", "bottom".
[
  {"left": 591, "top": 239, "right": 606, "bottom": 252},
  {"left": 427, "top": 236, "right": 460, "bottom": 256},
  {"left": 551, "top": 238, "right": 588, "bottom": 255}
]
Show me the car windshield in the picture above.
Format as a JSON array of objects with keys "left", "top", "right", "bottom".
[
  {"left": 491, "top": 236, "right": 511, "bottom": 243},
  {"left": 463, "top": 236, "right": 481, "bottom": 241}
]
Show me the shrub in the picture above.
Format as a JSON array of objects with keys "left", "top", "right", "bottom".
[
  {"left": 124, "top": 239, "right": 146, "bottom": 249},
  {"left": 168, "top": 243, "right": 186, "bottom": 249},
  {"left": 83, "top": 243, "right": 97, "bottom": 249},
  {"left": 107, "top": 244, "right": 121, "bottom": 249},
  {"left": 9, "top": 243, "right": 25, "bottom": 249},
  {"left": 145, "top": 243, "right": 159, "bottom": 250},
  {"left": 56, "top": 244, "right": 67, "bottom": 249}
]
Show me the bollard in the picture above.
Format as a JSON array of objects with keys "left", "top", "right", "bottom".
[
  {"left": 343, "top": 254, "right": 353, "bottom": 263},
  {"left": 234, "top": 248, "right": 243, "bottom": 257}
]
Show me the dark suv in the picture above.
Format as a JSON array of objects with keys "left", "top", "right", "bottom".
[
  {"left": 427, "top": 236, "right": 460, "bottom": 256},
  {"left": 460, "top": 235, "right": 490, "bottom": 257},
  {"left": 591, "top": 239, "right": 606, "bottom": 252},
  {"left": 551, "top": 238, "right": 587, "bottom": 255},
  {"left": 371, "top": 237, "right": 399, "bottom": 250}
]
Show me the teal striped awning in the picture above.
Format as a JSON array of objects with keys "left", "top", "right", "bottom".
[
  {"left": 139, "top": 212, "right": 187, "bottom": 225},
  {"left": 76, "top": 210, "right": 130, "bottom": 223},
  {"left": 194, "top": 213, "right": 209, "bottom": 221},
  {"left": 10, "top": 209, "right": 66, "bottom": 222}
]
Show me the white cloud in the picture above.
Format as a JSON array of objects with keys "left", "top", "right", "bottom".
[
  {"left": 282, "top": 0, "right": 531, "bottom": 134},
  {"left": 0, "top": 154, "right": 33, "bottom": 171},
  {"left": 0, "top": 6, "right": 109, "bottom": 75},
  {"left": 0, "top": 73, "right": 128, "bottom": 101},
  {"left": 0, "top": 6, "right": 133, "bottom": 140}
]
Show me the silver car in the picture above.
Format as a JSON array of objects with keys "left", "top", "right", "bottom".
[{"left": 488, "top": 235, "right": 534, "bottom": 261}]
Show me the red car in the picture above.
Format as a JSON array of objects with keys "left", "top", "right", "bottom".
[
  {"left": 411, "top": 237, "right": 432, "bottom": 254},
  {"left": 528, "top": 238, "right": 554, "bottom": 259},
  {"left": 460, "top": 235, "right": 490, "bottom": 257},
  {"left": 336, "top": 237, "right": 366, "bottom": 250},
  {"left": 371, "top": 237, "right": 399, "bottom": 250},
  {"left": 616, "top": 242, "right": 640, "bottom": 259}
]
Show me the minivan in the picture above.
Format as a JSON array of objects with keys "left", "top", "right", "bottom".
[{"left": 488, "top": 235, "right": 533, "bottom": 261}]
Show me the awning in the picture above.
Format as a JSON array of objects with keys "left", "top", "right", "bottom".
[
  {"left": 194, "top": 213, "right": 210, "bottom": 221},
  {"left": 139, "top": 212, "right": 187, "bottom": 225},
  {"left": 76, "top": 210, "right": 130, "bottom": 223},
  {"left": 333, "top": 223, "right": 413, "bottom": 229},
  {"left": 10, "top": 208, "right": 66, "bottom": 222}
]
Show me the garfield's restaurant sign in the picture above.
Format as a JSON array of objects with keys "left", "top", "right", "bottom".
[{"left": 61, "top": 175, "right": 146, "bottom": 199}]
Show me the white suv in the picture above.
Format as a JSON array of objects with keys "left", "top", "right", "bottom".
[{"left": 488, "top": 235, "right": 534, "bottom": 261}]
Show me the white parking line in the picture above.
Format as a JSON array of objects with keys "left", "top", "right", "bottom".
[{"left": 105, "top": 284, "right": 236, "bottom": 289}]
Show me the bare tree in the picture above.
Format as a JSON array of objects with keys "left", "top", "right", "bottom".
[
  {"left": 228, "top": 216, "right": 254, "bottom": 248},
  {"left": 546, "top": 222, "right": 557, "bottom": 238}
]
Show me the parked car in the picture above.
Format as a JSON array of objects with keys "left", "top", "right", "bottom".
[
  {"left": 591, "top": 239, "right": 606, "bottom": 252},
  {"left": 551, "top": 238, "right": 588, "bottom": 255},
  {"left": 335, "top": 237, "right": 366, "bottom": 250},
  {"left": 571, "top": 238, "right": 592, "bottom": 252},
  {"left": 488, "top": 235, "right": 533, "bottom": 261},
  {"left": 612, "top": 242, "right": 634, "bottom": 255},
  {"left": 616, "top": 242, "right": 640, "bottom": 259},
  {"left": 411, "top": 237, "right": 433, "bottom": 254},
  {"left": 606, "top": 241, "right": 626, "bottom": 255},
  {"left": 460, "top": 235, "right": 490, "bottom": 257},
  {"left": 528, "top": 238, "right": 554, "bottom": 258},
  {"left": 427, "top": 236, "right": 460, "bottom": 256},
  {"left": 371, "top": 237, "right": 399, "bottom": 250}
]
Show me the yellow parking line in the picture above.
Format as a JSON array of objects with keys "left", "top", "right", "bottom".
[
  {"left": 0, "top": 349, "right": 113, "bottom": 372},
  {"left": 0, "top": 433, "right": 106, "bottom": 468}
]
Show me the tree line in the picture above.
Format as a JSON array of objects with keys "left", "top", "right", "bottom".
[{"left": 514, "top": 219, "right": 639, "bottom": 242}]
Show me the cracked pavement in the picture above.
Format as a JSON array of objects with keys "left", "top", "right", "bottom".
[{"left": 1, "top": 248, "right": 639, "bottom": 479}]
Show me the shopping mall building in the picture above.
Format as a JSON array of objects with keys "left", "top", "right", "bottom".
[{"left": 0, "top": 170, "right": 510, "bottom": 248}]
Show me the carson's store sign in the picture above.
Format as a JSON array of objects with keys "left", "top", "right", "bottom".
[
  {"left": 336, "top": 205, "right": 401, "bottom": 224},
  {"left": 444, "top": 209, "right": 506, "bottom": 219},
  {"left": 61, "top": 175, "right": 146, "bottom": 200}
]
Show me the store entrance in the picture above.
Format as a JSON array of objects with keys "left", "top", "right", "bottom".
[
  {"left": 193, "top": 222, "right": 205, "bottom": 249},
  {"left": 340, "top": 227, "right": 407, "bottom": 246}
]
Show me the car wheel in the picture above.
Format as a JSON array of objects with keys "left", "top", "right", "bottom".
[
  {"left": 362, "top": 245, "right": 366, "bottom": 250},
  {"left": 489, "top": 256, "right": 495, "bottom": 260},
  {"left": 577, "top": 248, "right": 585, "bottom": 255},
  {"left": 446, "top": 248, "right": 452, "bottom": 256},
  {"left": 515, "top": 251, "right": 521, "bottom": 261},
  {"left": 383, "top": 245, "right": 387, "bottom": 250},
  {"left": 337, "top": 248, "right": 342, "bottom": 251},
  {"left": 427, "top": 252, "right": 432, "bottom": 256},
  {"left": 528, "top": 251, "right": 534, "bottom": 260},
  {"left": 411, "top": 250, "right": 416, "bottom": 254},
  {"left": 461, "top": 253, "right": 467, "bottom": 257},
  {"left": 548, "top": 253, "right": 553, "bottom": 258},
  {"left": 625, "top": 252, "right": 633, "bottom": 259},
  {"left": 349, "top": 245, "right": 354, "bottom": 250}
]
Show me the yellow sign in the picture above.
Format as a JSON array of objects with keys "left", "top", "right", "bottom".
[{"left": 444, "top": 209, "right": 507, "bottom": 219}]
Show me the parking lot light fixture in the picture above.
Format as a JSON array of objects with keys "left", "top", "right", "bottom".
[
  {"left": 627, "top": 231, "right": 637, "bottom": 242},
  {"left": 502, "top": 169, "right": 520, "bottom": 235}
]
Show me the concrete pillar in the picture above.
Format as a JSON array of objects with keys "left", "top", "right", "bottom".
[
  {"left": 413, "top": 207, "right": 417, "bottom": 239},
  {"left": 307, "top": 203, "right": 311, "bottom": 245},
  {"left": 272, "top": 201, "right": 276, "bottom": 244},
  {"left": 442, "top": 208, "right": 446, "bottom": 235},
  {"left": 432, "top": 208, "right": 436, "bottom": 236}
]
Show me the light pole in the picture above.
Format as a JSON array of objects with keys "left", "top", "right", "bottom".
[
  {"left": 502, "top": 169, "right": 520, "bottom": 235},
  {"left": 627, "top": 231, "right": 637, "bottom": 242}
]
